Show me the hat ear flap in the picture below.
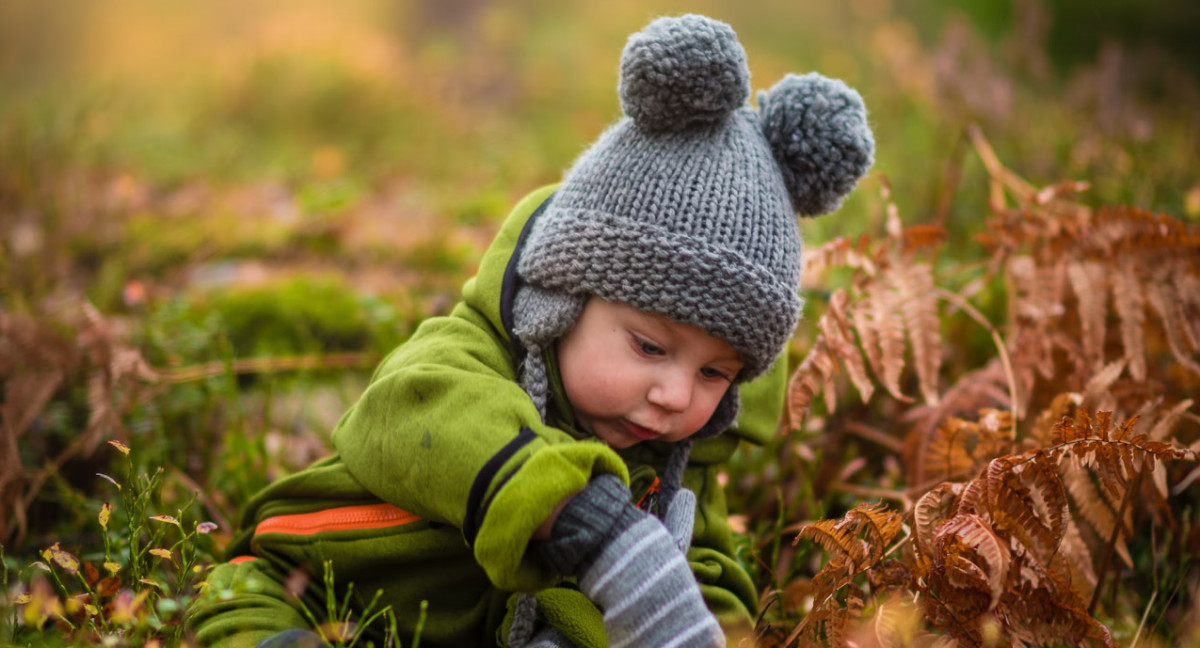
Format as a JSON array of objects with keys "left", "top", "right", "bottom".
[{"left": 758, "top": 73, "right": 875, "bottom": 216}]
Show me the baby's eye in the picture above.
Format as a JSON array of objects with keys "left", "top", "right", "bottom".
[
  {"left": 635, "top": 337, "right": 665, "bottom": 356},
  {"left": 701, "top": 367, "right": 732, "bottom": 382}
]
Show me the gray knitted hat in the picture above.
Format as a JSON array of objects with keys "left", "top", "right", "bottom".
[{"left": 512, "top": 13, "right": 873, "bottom": 410}]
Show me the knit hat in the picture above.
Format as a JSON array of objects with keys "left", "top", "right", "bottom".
[{"left": 512, "top": 12, "right": 873, "bottom": 420}]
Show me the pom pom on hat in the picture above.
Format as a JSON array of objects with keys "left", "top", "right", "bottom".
[
  {"left": 758, "top": 73, "right": 875, "bottom": 216},
  {"left": 618, "top": 14, "right": 750, "bottom": 133}
]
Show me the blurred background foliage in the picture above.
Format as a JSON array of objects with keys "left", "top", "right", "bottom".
[{"left": 1, "top": 0, "right": 1198, "bottom": 644}]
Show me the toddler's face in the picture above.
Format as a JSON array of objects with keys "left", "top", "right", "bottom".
[{"left": 556, "top": 297, "right": 743, "bottom": 449}]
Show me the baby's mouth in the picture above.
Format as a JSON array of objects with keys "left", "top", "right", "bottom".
[{"left": 621, "top": 420, "right": 661, "bottom": 441}]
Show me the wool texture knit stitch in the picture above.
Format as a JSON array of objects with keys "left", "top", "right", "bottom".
[
  {"left": 535, "top": 475, "right": 722, "bottom": 648},
  {"left": 516, "top": 13, "right": 873, "bottom": 383}
]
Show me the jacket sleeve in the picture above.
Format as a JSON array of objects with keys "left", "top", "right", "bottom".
[{"left": 331, "top": 302, "right": 628, "bottom": 593}]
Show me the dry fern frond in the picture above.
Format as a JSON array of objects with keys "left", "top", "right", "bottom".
[
  {"left": 892, "top": 264, "right": 942, "bottom": 405},
  {"left": 934, "top": 514, "right": 1011, "bottom": 611},
  {"left": 1003, "top": 579, "right": 1115, "bottom": 648},
  {"left": 1061, "top": 463, "right": 1133, "bottom": 569},
  {"left": 851, "top": 280, "right": 907, "bottom": 401},
  {"left": 0, "top": 300, "right": 160, "bottom": 544},
  {"left": 1109, "top": 269, "right": 1147, "bottom": 381},
  {"left": 1146, "top": 281, "right": 1200, "bottom": 378},
  {"left": 909, "top": 410, "right": 1012, "bottom": 492},
  {"left": 845, "top": 501, "right": 905, "bottom": 558},
  {"left": 913, "top": 482, "right": 962, "bottom": 558},
  {"left": 801, "top": 235, "right": 878, "bottom": 284},
  {"left": 1066, "top": 260, "right": 1108, "bottom": 373},
  {"left": 790, "top": 503, "right": 906, "bottom": 648},
  {"left": 788, "top": 290, "right": 877, "bottom": 424}
]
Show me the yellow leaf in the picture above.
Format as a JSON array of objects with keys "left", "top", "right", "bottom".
[
  {"left": 104, "top": 561, "right": 122, "bottom": 574},
  {"left": 149, "top": 548, "right": 172, "bottom": 560},
  {"left": 48, "top": 543, "right": 80, "bottom": 574},
  {"left": 14, "top": 593, "right": 31, "bottom": 605},
  {"left": 85, "top": 604, "right": 98, "bottom": 616},
  {"left": 139, "top": 578, "right": 164, "bottom": 591},
  {"left": 149, "top": 515, "right": 180, "bottom": 527},
  {"left": 99, "top": 503, "right": 112, "bottom": 530},
  {"left": 107, "top": 439, "right": 131, "bottom": 456}
]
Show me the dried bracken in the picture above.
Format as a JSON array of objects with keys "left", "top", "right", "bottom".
[{"left": 773, "top": 128, "right": 1199, "bottom": 647}]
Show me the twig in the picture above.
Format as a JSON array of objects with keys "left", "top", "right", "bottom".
[
  {"left": 1130, "top": 590, "right": 1157, "bottom": 648},
  {"left": 842, "top": 420, "right": 904, "bottom": 453},
  {"left": 156, "top": 352, "right": 380, "bottom": 383},
  {"left": 168, "top": 468, "right": 233, "bottom": 537},
  {"left": 934, "top": 126, "right": 969, "bottom": 228},
  {"left": 831, "top": 482, "right": 909, "bottom": 504},
  {"left": 1090, "top": 466, "right": 1145, "bottom": 615},
  {"left": 935, "top": 288, "right": 1020, "bottom": 441}
]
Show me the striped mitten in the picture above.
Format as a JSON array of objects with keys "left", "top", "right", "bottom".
[{"left": 536, "top": 474, "right": 723, "bottom": 648}]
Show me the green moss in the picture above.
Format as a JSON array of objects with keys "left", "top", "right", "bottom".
[{"left": 192, "top": 274, "right": 411, "bottom": 357}]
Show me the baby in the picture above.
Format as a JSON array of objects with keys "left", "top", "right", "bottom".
[{"left": 188, "top": 14, "right": 873, "bottom": 648}]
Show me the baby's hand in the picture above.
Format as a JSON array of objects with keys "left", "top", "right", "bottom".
[{"left": 662, "top": 487, "right": 697, "bottom": 554}]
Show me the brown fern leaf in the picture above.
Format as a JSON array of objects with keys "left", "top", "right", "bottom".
[
  {"left": 893, "top": 264, "right": 941, "bottom": 405},
  {"left": 1146, "top": 281, "right": 1200, "bottom": 378},
  {"left": 1013, "top": 451, "right": 1070, "bottom": 554},
  {"left": 788, "top": 290, "right": 877, "bottom": 424},
  {"left": 862, "top": 596, "right": 956, "bottom": 648},
  {"left": 902, "top": 362, "right": 1012, "bottom": 488},
  {"left": 913, "top": 482, "right": 962, "bottom": 559},
  {"left": 845, "top": 501, "right": 904, "bottom": 561},
  {"left": 1147, "top": 398, "right": 1194, "bottom": 442},
  {"left": 1066, "top": 260, "right": 1108, "bottom": 373},
  {"left": 1061, "top": 464, "right": 1133, "bottom": 569},
  {"left": 1176, "top": 267, "right": 1200, "bottom": 351},
  {"left": 976, "top": 454, "right": 1064, "bottom": 563},
  {"left": 788, "top": 597, "right": 849, "bottom": 648},
  {"left": 827, "top": 290, "right": 875, "bottom": 405},
  {"left": 921, "top": 590, "right": 987, "bottom": 647},
  {"left": 1026, "top": 392, "right": 1082, "bottom": 447},
  {"left": 914, "top": 410, "right": 1012, "bottom": 490},
  {"left": 828, "top": 586, "right": 865, "bottom": 648},
  {"left": 1109, "top": 269, "right": 1147, "bottom": 381},
  {"left": 1003, "top": 579, "right": 1115, "bottom": 648},
  {"left": 849, "top": 285, "right": 884, "bottom": 395},
  {"left": 852, "top": 277, "right": 909, "bottom": 402},
  {"left": 794, "top": 518, "right": 868, "bottom": 571},
  {"left": 925, "top": 531, "right": 994, "bottom": 641},
  {"left": 935, "top": 514, "right": 1011, "bottom": 611},
  {"left": 787, "top": 332, "right": 839, "bottom": 425},
  {"left": 788, "top": 562, "right": 863, "bottom": 648},
  {"left": 801, "top": 236, "right": 878, "bottom": 283},
  {"left": 903, "top": 224, "right": 948, "bottom": 254},
  {"left": 1059, "top": 515, "right": 1100, "bottom": 595}
]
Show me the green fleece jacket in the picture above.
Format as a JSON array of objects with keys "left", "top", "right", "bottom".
[{"left": 187, "top": 186, "right": 787, "bottom": 648}]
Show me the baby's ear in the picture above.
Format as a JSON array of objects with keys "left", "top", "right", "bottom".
[{"left": 757, "top": 73, "right": 875, "bottom": 216}]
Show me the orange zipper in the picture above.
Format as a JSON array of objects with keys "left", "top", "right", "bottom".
[
  {"left": 255, "top": 503, "right": 420, "bottom": 537},
  {"left": 636, "top": 477, "right": 661, "bottom": 511}
]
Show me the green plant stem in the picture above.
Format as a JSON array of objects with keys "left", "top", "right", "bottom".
[{"left": 410, "top": 600, "right": 428, "bottom": 648}]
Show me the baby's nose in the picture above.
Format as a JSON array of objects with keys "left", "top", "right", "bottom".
[{"left": 647, "top": 370, "right": 693, "bottom": 412}]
